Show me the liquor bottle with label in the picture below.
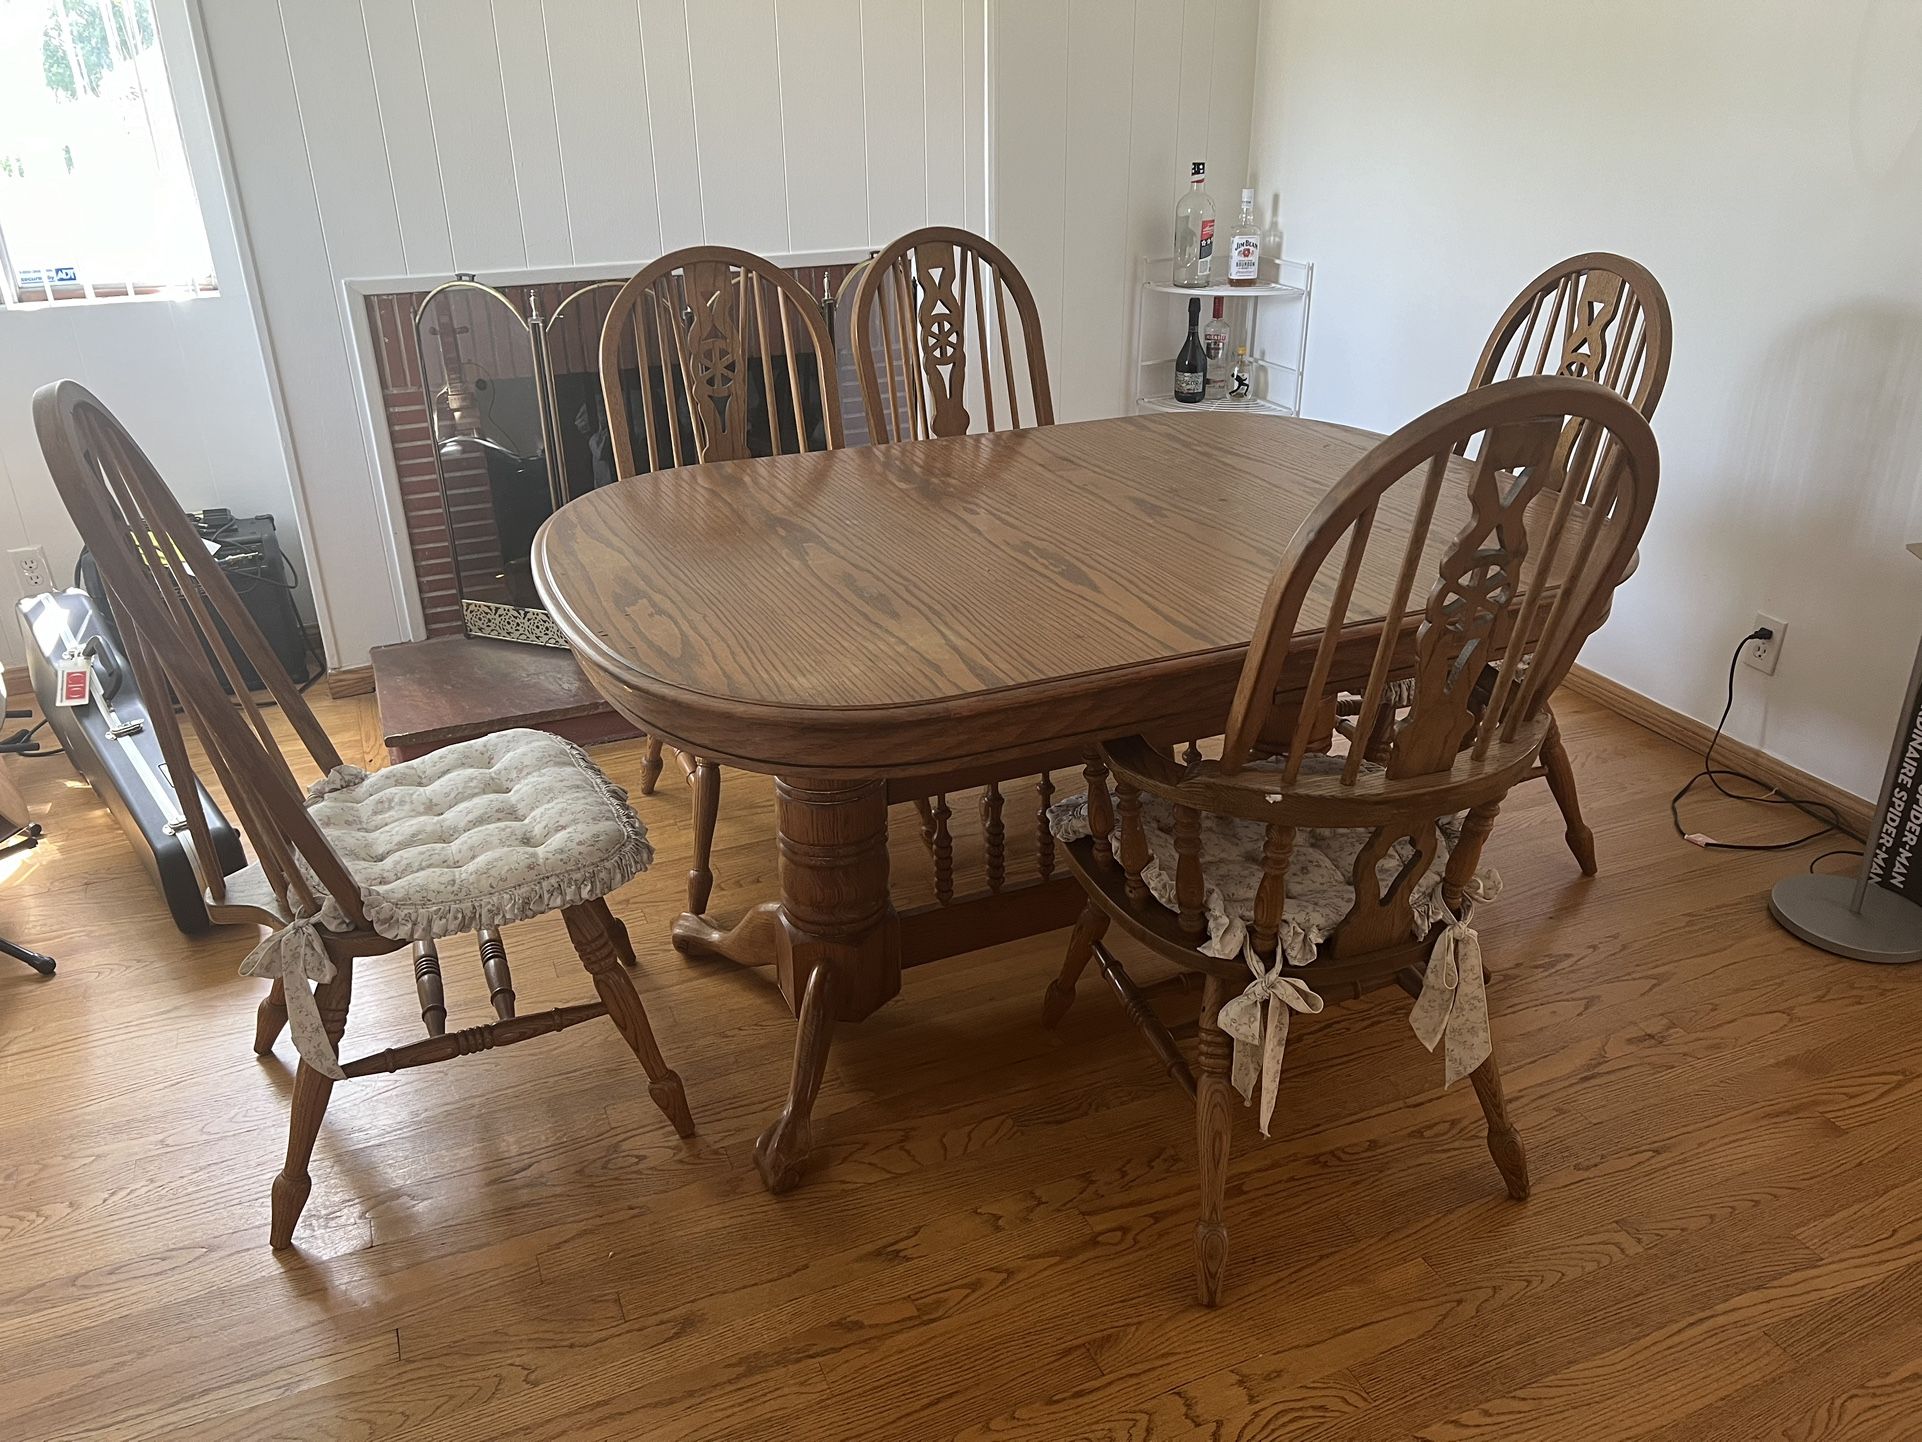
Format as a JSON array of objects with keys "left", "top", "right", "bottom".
[
  {"left": 1227, "top": 187, "right": 1261, "bottom": 286},
  {"left": 1229, "top": 345, "right": 1253, "bottom": 400},
  {"left": 1174, "top": 297, "right": 1206, "bottom": 403},
  {"left": 1202, "top": 297, "right": 1230, "bottom": 401},
  {"left": 1172, "top": 161, "right": 1215, "bottom": 287}
]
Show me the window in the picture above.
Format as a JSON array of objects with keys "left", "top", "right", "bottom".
[{"left": 0, "top": 0, "right": 215, "bottom": 304}]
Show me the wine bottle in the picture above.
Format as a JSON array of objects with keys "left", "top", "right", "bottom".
[
  {"left": 1175, "top": 297, "right": 1206, "bottom": 404},
  {"left": 1172, "top": 162, "right": 1215, "bottom": 287},
  {"left": 1202, "top": 298, "right": 1229, "bottom": 401},
  {"left": 1227, "top": 188, "right": 1261, "bottom": 286}
]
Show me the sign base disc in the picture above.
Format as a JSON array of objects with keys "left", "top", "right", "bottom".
[{"left": 1770, "top": 872, "right": 1922, "bottom": 964}]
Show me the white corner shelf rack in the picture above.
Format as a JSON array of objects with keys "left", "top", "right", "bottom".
[{"left": 1130, "top": 255, "right": 1313, "bottom": 418}]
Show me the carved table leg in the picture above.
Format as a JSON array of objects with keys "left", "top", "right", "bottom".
[
  {"left": 754, "top": 960, "right": 837, "bottom": 1193},
  {"left": 755, "top": 776, "right": 899, "bottom": 1193}
]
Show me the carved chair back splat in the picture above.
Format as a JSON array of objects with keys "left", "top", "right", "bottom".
[
  {"left": 32, "top": 380, "right": 691, "bottom": 1253},
  {"left": 1047, "top": 375, "right": 1660, "bottom": 1303},
  {"left": 600, "top": 245, "right": 844, "bottom": 481},
  {"left": 848, "top": 225, "right": 1054, "bottom": 445}
]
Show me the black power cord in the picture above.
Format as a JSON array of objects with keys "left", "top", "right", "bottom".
[{"left": 1670, "top": 628, "right": 1859, "bottom": 853}]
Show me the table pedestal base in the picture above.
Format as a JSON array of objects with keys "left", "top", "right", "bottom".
[{"left": 674, "top": 777, "right": 899, "bottom": 1192}]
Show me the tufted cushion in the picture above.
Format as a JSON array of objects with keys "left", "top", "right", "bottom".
[
  {"left": 238, "top": 728, "right": 653, "bottom": 941},
  {"left": 1048, "top": 756, "right": 1460, "bottom": 969},
  {"left": 1048, "top": 757, "right": 1492, "bottom": 1134}
]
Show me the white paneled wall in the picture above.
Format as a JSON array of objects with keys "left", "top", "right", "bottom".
[
  {"left": 0, "top": 0, "right": 299, "bottom": 671},
  {"left": 1248, "top": 0, "right": 1922, "bottom": 801},
  {"left": 195, "top": 0, "right": 988, "bottom": 666},
  {"left": 991, "top": 0, "right": 1261, "bottom": 424}
]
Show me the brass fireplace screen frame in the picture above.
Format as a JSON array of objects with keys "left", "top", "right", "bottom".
[
  {"left": 413, "top": 275, "right": 623, "bottom": 648},
  {"left": 410, "top": 262, "right": 861, "bottom": 648}
]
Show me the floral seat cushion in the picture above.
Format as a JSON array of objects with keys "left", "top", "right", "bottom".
[
  {"left": 1049, "top": 756, "right": 1494, "bottom": 1133},
  {"left": 234, "top": 728, "right": 653, "bottom": 1078}
]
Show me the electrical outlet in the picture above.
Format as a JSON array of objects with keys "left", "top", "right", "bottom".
[
  {"left": 1743, "top": 612, "right": 1786, "bottom": 675},
  {"left": 8, "top": 546, "right": 54, "bottom": 596}
]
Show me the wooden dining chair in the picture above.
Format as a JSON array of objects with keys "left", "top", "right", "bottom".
[
  {"left": 847, "top": 226, "right": 1059, "bottom": 893},
  {"left": 847, "top": 225, "right": 1054, "bottom": 444},
  {"left": 599, "top": 246, "right": 844, "bottom": 915},
  {"left": 1041, "top": 375, "right": 1659, "bottom": 1303},
  {"left": 34, "top": 380, "right": 693, "bottom": 1250},
  {"left": 1461, "top": 252, "right": 1671, "bottom": 874}
]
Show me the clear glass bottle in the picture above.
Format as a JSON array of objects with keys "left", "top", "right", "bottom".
[
  {"left": 1172, "top": 161, "right": 1215, "bottom": 288},
  {"left": 1229, "top": 345, "right": 1253, "bottom": 400},
  {"left": 1227, "top": 187, "right": 1261, "bottom": 287},
  {"left": 1202, "top": 298, "right": 1230, "bottom": 401}
]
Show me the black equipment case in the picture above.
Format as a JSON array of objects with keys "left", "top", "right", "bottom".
[{"left": 17, "top": 590, "right": 245, "bottom": 933}]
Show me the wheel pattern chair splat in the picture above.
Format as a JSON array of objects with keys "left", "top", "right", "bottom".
[
  {"left": 34, "top": 380, "right": 693, "bottom": 1251},
  {"left": 846, "top": 225, "right": 1062, "bottom": 897},
  {"left": 1042, "top": 375, "right": 1659, "bottom": 1304},
  {"left": 598, "top": 245, "right": 845, "bottom": 917}
]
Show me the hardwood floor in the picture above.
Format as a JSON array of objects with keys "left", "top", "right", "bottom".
[{"left": 1, "top": 688, "right": 1916, "bottom": 1440}]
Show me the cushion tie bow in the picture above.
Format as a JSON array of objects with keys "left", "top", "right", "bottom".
[
  {"left": 1216, "top": 957, "right": 1325, "bottom": 1136},
  {"left": 1407, "top": 871, "right": 1501, "bottom": 1086},
  {"left": 238, "top": 916, "right": 346, "bottom": 1080}
]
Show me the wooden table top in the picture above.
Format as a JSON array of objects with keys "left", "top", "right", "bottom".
[{"left": 534, "top": 412, "right": 1584, "bottom": 776}]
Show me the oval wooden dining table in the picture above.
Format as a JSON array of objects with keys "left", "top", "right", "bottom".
[{"left": 535, "top": 410, "right": 1527, "bottom": 1192}]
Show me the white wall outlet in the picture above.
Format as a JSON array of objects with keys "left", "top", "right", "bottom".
[
  {"left": 1743, "top": 612, "right": 1786, "bottom": 675},
  {"left": 8, "top": 546, "right": 55, "bottom": 596}
]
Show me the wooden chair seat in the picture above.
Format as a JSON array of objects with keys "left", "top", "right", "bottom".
[
  {"left": 1057, "top": 834, "right": 1439, "bottom": 1001},
  {"left": 1047, "top": 756, "right": 1470, "bottom": 990},
  {"left": 219, "top": 726, "right": 652, "bottom": 1078}
]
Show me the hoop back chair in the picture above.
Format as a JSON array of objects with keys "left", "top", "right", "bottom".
[
  {"left": 599, "top": 246, "right": 844, "bottom": 915},
  {"left": 1042, "top": 375, "right": 1659, "bottom": 1303},
  {"left": 848, "top": 225, "right": 1054, "bottom": 445},
  {"left": 1459, "top": 253, "right": 1671, "bottom": 873},
  {"left": 847, "top": 226, "right": 1064, "bottom": 898},
  {"left": 33, "top": 381, "right": 692, "bottom": 1250}
]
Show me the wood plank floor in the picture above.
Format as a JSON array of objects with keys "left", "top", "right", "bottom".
[{"left": 1, "top": 688, "right": 1917, "bottom": 1440}]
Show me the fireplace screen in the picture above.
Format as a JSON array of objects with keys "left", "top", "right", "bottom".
[
  {"left": 414, "top": 277, "right": 624, "bottom": 647},
  {"left": 389, "top": 262, "right": 861, "bottom": 646}
]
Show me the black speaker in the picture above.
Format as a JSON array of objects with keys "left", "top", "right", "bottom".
[{"left": 78, "top": 509, "right": 313, "bottom": 689}]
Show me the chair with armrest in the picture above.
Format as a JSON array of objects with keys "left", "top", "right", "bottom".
[
  {"left": 34, "top": 380, "right": 692, "bottom": 1250},
  {"left": 1041, "top": 375, "right": 1659, "bottom": 1303}
]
